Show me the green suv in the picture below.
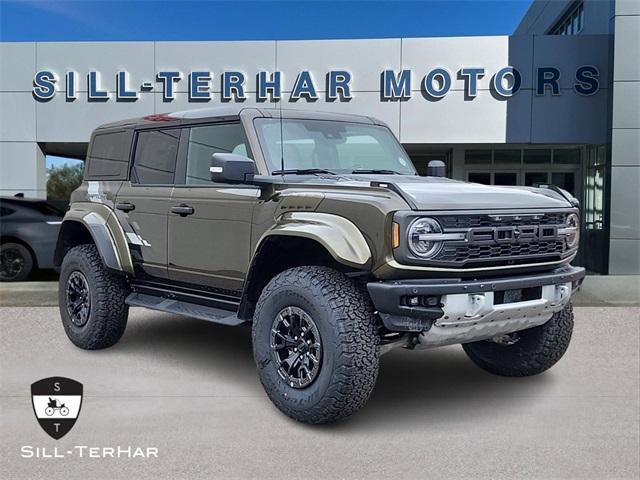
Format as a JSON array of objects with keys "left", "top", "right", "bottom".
[{"left": 55, "top": 106, "right": 585, "bottom": 424}]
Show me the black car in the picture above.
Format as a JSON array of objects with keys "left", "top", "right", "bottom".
[{"left": 0, "top": 196, "right": 64, "bottom": 281}]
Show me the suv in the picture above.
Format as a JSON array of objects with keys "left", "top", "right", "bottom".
[{"left": 55, "top": 106, "right": 585, "bottom": 424}]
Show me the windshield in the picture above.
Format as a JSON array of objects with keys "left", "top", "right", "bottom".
[{"left": 253, "top": 118, "right": 416, "bottom": 175}]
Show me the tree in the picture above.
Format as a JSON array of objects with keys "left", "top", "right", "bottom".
[{"left": 47, "top": 163, "right": 84, "bottom": 201}]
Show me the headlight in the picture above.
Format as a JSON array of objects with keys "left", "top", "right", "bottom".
[
  {"left": 407, "top": 217, "right": 443, "bottom": 258},
  {"left": 561, "top": 213, "right": 580, "bottom": 249}
]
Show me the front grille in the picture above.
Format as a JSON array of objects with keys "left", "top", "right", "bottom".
[
  {"left": 437, "top": 240, "right": 566, "bottom": 265},
  {"left": 429, "top": 212, "right": 572, "bottom": 267},
  {"left": 437, "top": 213, "right": 566, "bottom": 229}
]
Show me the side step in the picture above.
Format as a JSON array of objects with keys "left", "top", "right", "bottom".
[{"left": 125, "top": 292, "right": 245, "bottom": 326}]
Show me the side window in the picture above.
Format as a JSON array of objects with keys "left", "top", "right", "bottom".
[
  {"left": 185, "top": 123, "right": 252, "bottom": 185},
  {"left": 86, "top": 130, "right": 131, "bottom": 179},
  {"left": 132, "top": 129, "right": 180, "bottom": 184},
  {"left": 0, "top": 206, "right": 15, "bottom": 217}
]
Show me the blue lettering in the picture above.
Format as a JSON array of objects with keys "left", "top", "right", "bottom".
[
  {"left": 574, "top": 65, "right": 599, "bottom": 95},
  {"left": 189, "top": 71, "right": 211, "bottom": 101},
  {"left": 423, "top": 68, "right": 451, "bottom": 98},
  {"left": 327, "top": 70, "right": 352, "bottom": 101},
  {"left": 87, "top": 71, "right": 108, "bottom": 101},
  {"left": 222, "top": 71, "right": 246, "bottom": 101},
  {"left": 537, "top": 67, "right": 560, "bottom": 95},
  {"left": 257, "top": 71, "right": 281, "bottom": 102},
  {"left": 290, "top": 71, "right": 318, "bottom": 101},
  {"left": 116, "top": 71, "right": 138, "bottom": 101},
  {"left": 382, "top": 70, "right": 411, "bottom": 100},
  {"left": 32, "top": 71, "right": 56, "bottom": 101},
  {"left": 156, "top": 71, "right": 181, "bottom": 101},
  {"left": 459, "top": 67, "right": 485, "bottom": 98},
  {"left": 65, "top": 71, "right": 77, "bottom": 101},
  {"left": 493, "top": 67, "right": 522, "bottom": 97}
]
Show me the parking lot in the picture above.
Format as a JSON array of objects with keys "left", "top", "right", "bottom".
[{"left": 1, "top": 301, "right": 638, "bottom": 480}]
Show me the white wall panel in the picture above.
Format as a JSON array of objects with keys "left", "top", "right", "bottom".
[
  {"left": 0, "top": 43, "right": 35, "bottom": 92},
  {"left": 155, "top": 41, "right": 276, "bottom": 93},
  {"left": 0, "top": 93, "right": 36, "bottom": 141},
  {"left": 36, "top": 42, "right": 155, "bottom": 93},
  {"left": 277, "top": 39, "right": 401, "bottom": 92}
]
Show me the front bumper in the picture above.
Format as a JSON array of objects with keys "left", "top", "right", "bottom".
[{"left": 367, "top": 265, "right": 585, "bottom": 348}]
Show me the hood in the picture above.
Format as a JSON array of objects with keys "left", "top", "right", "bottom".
[{"left": 280, "top": 174, "right": 573, "bottom": 210}]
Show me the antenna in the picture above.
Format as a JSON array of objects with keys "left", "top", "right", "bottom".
[{"left": 279, "top": 93, "right": 284, "bottom": 175}]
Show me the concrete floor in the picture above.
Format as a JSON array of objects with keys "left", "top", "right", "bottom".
[{"left": 1, "top": 306, "right": 639, "bottom": 479}]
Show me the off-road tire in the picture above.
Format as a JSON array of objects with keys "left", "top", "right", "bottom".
[
  {"left": 462, "top": 302, "right": 574, "bottom": 377},
  {"left": 252, "top": 266, "right": 380, "bottom": 424},
  {"left": 0, "top": 242, "right": 34, "bottom": 282},
  {"left": 59, "top": 244, "right": 130, "bottom": 350}
]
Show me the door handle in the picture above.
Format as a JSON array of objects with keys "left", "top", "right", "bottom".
[
  {"left": 171, "top": 204, "right": 195, "bottom": 217},
  {"left": 116, "top": 202, "right": 135, "bottom": 212}
]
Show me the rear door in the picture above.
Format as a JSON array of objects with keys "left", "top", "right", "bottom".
[
  {"left": 115, "top": 127, "right": 181, "bottom": 279},
  {"left": 167, "top": 122, "right": 259, "bottom": 293}
]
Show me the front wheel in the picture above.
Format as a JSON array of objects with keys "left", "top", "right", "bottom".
[
  {"left": 59, "top": 244, "right": 130, "bottom": 350},
  {"left": 252, "top": 266, "right": 380, "bottom": 424},
  {"left": 462, "top": 303, "right": 574, "bottom": 377}
]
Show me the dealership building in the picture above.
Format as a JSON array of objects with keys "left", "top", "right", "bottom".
[{"left": 0, "top": 0, "right": 638, "bottom": 275}]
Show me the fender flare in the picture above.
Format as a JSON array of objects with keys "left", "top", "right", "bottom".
[
  {"left": 55, "top": 204, "right": 134, "bottom": 274},
  {"left": 255, "top": 212, "right": 372, "bottom": 269}
]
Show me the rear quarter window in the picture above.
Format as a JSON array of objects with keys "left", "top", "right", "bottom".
[{"left": 85, "top": 130, "right": 133, "bottom": 180}]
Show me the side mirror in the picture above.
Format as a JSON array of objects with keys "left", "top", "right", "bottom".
[
  {"left": 210, "top": 153, "right": 256, "bottom": 184},
  {"left": 427, "top": 160, "right": 446, "bottom": 178}
]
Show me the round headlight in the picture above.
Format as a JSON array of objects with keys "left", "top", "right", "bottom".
[
  {"left": 564, "top": 213, "right": 580, "bottom": 248},
  {"left": 408, "top": 218, "right": 443, "bottom": 258}
]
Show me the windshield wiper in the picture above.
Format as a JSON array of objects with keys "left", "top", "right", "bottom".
[
  {"left": 351, "top": 169, "right": 402, "bottom": 175},
  {"left": 272, "top": 168, "right": 337, "bottom": 175}
]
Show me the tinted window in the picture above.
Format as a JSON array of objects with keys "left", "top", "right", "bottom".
[
  {"left": 0, "top": 206, "right": 15, "bottom": 217},
  {"left": 185, "top": 124, "right": 252, "bottom": 185},
  {"left": 86, "top": 130, "right": 131, "bottom": 179},
  {"left": 132, "top": 129, "right": 180, "bottom": 184}
]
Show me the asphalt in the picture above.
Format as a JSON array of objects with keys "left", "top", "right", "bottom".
[{"left": 1, "top": 305, "right": 639, "bottom": 479}]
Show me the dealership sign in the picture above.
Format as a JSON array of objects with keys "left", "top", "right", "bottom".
[{"left": 32, "top": 66, "right": 600, "bottom": 102}]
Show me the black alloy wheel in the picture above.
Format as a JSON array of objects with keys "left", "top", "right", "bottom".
[
  {"left": 66, "top": 271, "right": 91, "bottom": 327},
  {"left": 270, "top": 306, "right": 323, "bottom": 389}
]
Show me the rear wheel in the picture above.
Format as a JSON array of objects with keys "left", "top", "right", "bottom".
[
  {"left": 462, "top": 303, "right": 574, "bottom": 377},
  {"left": 59, "top": 244, "right": 130, "bottom": 350},
  {"left": 252, "top": 266, "right": 380, "bottom": 424},
  {"left": 0, "top": 242, "right": 34, "bottom": 282}
]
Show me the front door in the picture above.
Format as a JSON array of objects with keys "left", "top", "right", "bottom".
[
  {"left": 115, "top": 127, "right": 181, "bottom": 279},
  {"left": 167, "top": 122, "right": 259, "bottom": 293}
]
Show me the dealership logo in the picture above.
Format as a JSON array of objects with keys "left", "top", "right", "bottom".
[
  {"left": 31, "top": 377, "right": 83, "bottom": 440},
  {"left": 32, "top": 65, "right": 600, "bottom": 103}
]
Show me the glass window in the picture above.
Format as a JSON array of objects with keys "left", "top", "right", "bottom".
[
  {"left": 0, "top": 206, "right": 15, "bottom": 217},
  {"left": 525, "top": 172, "right": 548, "bottom": 187},
  {"left": 551, "top": 2, "right": 584, "bottom": 35},
  {"left": 132, "top": 129, "right": 180, "bottom": 184},
  {"left": 254, "top": 118, "right": 415, "bottom": 175},
  {"left": 551, "top": 172, "right": 576, "bottom": 196},
  {"left": 87, "top": 130, "right": 131, "bottom": 179},
  {"left": 524, "top": 149, "right": 551, "bottom": 164},
  {"left": 494, "top": 172, "right": 518, "bottom": 186},
  {"left": 468, "top": 172, "right": 491, "bottom": 185},
  {"left": 553, "top": 148, "right": 581, "bottom": 164},
  {"left": 493, "top": 149, "right": 521, "bottom": 164},
  {"left": 465, "top": 150, "right": 492, "bottom": 164},
  {"left": 185, "top": 123, "right": 252, "bottom": 185}
]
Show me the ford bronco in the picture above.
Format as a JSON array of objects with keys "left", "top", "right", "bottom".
[{"left": 55, "top": 106, "right": 585, "bottom": 424}]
